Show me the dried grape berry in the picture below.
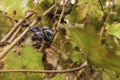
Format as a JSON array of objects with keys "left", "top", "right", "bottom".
[
  {"left": 35, "top": 27, "right": 41, "bottom": 31},
  {"left": 42, "top": 26, "right": 49, "bottom": 31},
  {"left": 29, "top": 26, "right": 54, "bottom": 42},
  {"left": 28, "top": 26, "right": 37, "bottom": 32},
  {"left": 44, "top": 30, "right": 54, "bottom": 41}
]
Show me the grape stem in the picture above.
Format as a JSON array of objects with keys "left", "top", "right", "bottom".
[
  {"left": 0, "top": 1, "right": 61, "bottom": 60},
  {"left": 0, "top": 12, "right": 33, "bottom": 42},
  {"left": 52, "top": 0, "right": 65, "bottom": 42},
  {"left": 0, "top": 61, "right": 87, "bottom": 73},
  {"left": 39, "top": 0, "right": 65, "bottom": 52},
  {"left": 98, "top": 0, "right": 106, "bottom": 14},
  {"left": 99, "top": 14, "right": 110, "bottom": 44}
]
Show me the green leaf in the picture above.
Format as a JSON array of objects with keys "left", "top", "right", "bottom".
[
  {"left": 108, "top": 23, "right": 120, "bottom": 39},
  {"left": 0, "top": 13, "right": 13, "bottom": 32},
  {"left": 76, "top": 0, "right": 103, "bottom": 20},
  {"left": 103, "top": 69, "right": 117, "bottom": 80},
  {"left": 1, "top": 45, "right": 44, "bottom": 80},
  {"left": 65, "top": 24, "right": 89, "bottom": 54},
  {"left": 70, "top": 51, "right": 82, "bottom": 62},
  {"left": 51, "top": 74, "right": 66, "bottom": 80},
  {"left": 46, "top": 0, "right": 54, "bottom": 4},
  {"left": 0, "top": 0, "right": 30, "bottom": 19},
  {"left": 52, "top": 24, "right": 85, "bottom": 64},
  {"left": 103, "top": 71, "right": 111, "bottom": 80},
  {"left": 65, "top": 24, "right": 120, "bottom": 73},
  {"left": 0, "top": 0, "right": 47, "bottom": 19},
  {"left": 85, "top": 25, "right": 120, "bottom": 73},
  {"left": 66, "top": 6, "right": 79, "bottom": 23},
  {"left": 63, "top": 41, "right": 84, "bottom": 63}
]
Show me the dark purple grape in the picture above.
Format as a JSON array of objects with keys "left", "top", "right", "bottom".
[
  {"left": 42, "top": 26, "right": 49, "bottom": 31},
  {"left": 35, "top": 27, "right": 41, "bottom": 31},
  {"left": 44, "top": 30, "right": 54, "bottom": 36},
  {"left": 44, "top": 30, "right": 54, "bottom": 41},
  {"left": 35, "top": 32, "right": 44, "bottom": 41},
  {"left": 30, "top": 25, "right": 54, "bottom": 41},
  {"left": 32, "top": 35, "right": 38, "bottom": 41},
  {"left": 44, "top": 35, "right": 51, "bottom": 41},
  {"left": 29, "top": 26, "right": 37, "bottom": 32}
]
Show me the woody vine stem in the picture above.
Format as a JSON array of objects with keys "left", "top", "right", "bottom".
[
  {"left": 0, "top": 61, "right": 87, "bottom": 73},
  {"left": 0, "top": 0, "right": 88, "bottom": 74},
  {"left": 0, "top": 1, "right": 60, "bottom": 60}
]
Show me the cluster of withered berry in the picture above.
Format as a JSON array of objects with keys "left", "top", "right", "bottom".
[{"left": 28, "top": 26, "right": 54, "bottom": 42}]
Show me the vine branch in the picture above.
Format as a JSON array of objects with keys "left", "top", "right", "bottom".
[
  {"left": 0, "top": 62, "right": 87, "bottom": 73},
  {"left": 8, "top": 26, "right": 22, "bottom": 43},
  {"left": 51, "top": 0, "right": 65, "bottom": 42},
  {"left": 1, "top": 12, "right": 33, "bottom": 42},
  {"left": 98, "top": 0, "right": 106, "bottom": 14},
  {"left": 0, "top": 1, "right": 61, "bottom": 60},
  {"left": 99, "top": 14, "right": 110, "bottom": 44}
]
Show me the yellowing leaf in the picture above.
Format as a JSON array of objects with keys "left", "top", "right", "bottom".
[
  {"left": 1, "top": 45, "right": 44, "bottom": 80},
  {"left": 51, "top": 74, "right": 66, "bottom": 80},
  {"left": 0, "top": 0, "right": 30, "bottom": 19},
  {"left": 76, "top": 0, "right": 103, "bottom": 20},
  {"left": 103, "top": 69, "right": 117, "bottom": 80},
  {"left": 108, "top": 23, "right": 120, "bottom": 39},
  {"left": 0, "top": 0, "right": 45, "bottom": 19},
  {"left": 65, "top": 24, "right": 120, "bottom": 73}
]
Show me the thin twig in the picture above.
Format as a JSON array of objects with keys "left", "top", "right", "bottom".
[
  {"left": 55, "top": 1, "right": 65, "bottom": 32},
  {"left": 0, "top": 62, "right": 87, "bottom": 73},
  {"left": 51, "top": 47, "right": 80, "bottom": 79},
  {"left": 0, "top": 22, "right": 34, "bottom": 60},
  {"left": 0, "top": 1, "right": 61, "bottom": 60},
  {"left": 39, "top": 0, "right": 64, "bottom": 52},
  {"left": 41, "top": 1, "right": 60, "bottom": 18},
  {"left": 39, "top": 0, "right": 65, "bottom": 56},
  {"left": 1, "top": 12, "right": 33, "bottom": 42},
  {"left": 52, "top": 0, "right": 65, "bottom": 42},
  {"left": 99, "top": 14, "right": 110, "bottom": 44},
  {"left": 98, "top": 0, "right": 106, "bottom": 14},
  {"left": 8, "top": 26, "right": 22, "bottom": 43}
]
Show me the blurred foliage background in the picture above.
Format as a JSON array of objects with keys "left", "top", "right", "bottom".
[{"left": 0, "top": 0, "right": 120, "bottom": 80}]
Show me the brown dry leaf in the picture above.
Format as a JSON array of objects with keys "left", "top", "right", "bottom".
[{"left": 45, "top": 48, "right": 59, "bottom": 68}]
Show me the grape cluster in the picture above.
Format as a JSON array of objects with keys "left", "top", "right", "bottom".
[{"left": 28, "top": 26, "right": 54, "bottom": 42}]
